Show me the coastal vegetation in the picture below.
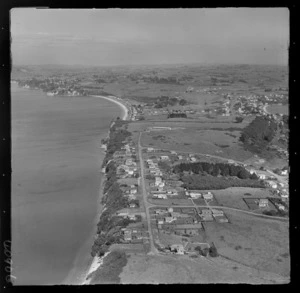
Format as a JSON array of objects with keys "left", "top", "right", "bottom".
[
  {"left": 89, "top": 250, "right": 128, "bottom": 284},
  {"left": 91, "top": 120, "right": 134, "bottom": 257}
]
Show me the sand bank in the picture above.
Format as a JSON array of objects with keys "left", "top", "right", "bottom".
[{"left": 82, "top": 252, "right": 111, "bottom": 285}]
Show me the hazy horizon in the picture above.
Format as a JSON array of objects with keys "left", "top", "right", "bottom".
[{"left": 11, "top": 8, "right": 289, "bottom": 67}]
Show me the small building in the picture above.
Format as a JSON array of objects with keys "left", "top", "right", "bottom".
[
  {"left": 278, "top": 204, "right": 285, "bottom": 211},
  {"left": 258, "top": 174, "right": 266, "bottom": 180},
  {"left": 178, "top": 155, "right": 183, "bottom": 160},
  {"left": 128, "top": 214, "right": 137, "bottom": 221},
  {"left": 281, "top": 170, "right": 288, "bottom": 176},
  {"left": 157, "top": 219, "right": 164, "bottom": 225},
  {"left": 161, "top": 155, "right": 169, "bottom": 161},
  {"left": 201, "top": 209, "right": 212, "bottom": 215},
  {"left": 170, "top": 244, "right": 185, "bottom": 255},
  {"left": 259, "top": 198, "right": 269, "bottom": 208},
  {"left": 124, "top": 230, "right": 132, "bottom": 241},
  {"left": 203, "top": 192, "right": 213, "bottom": 200},
  {"left": 168, "top": 207, "right": 174, "bottom": 213},
  {"left": 211, "top": 209, "right": 224, "bottom": 216},
  {"left": 165, "top": 216, "right": 176, "bottom": 223},
  {"left": 129, "top": 203, "right": 137, "bottom": 208}
]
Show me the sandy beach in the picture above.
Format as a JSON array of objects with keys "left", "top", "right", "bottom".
[
  {"left": 76, "top": 95, "right": 129, "bottom": 285},
  {"left": 92, "top": 95, "right": 129, "bottom": 120}
]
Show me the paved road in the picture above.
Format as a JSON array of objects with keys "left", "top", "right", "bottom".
[{"left": 138, "top": 132, "right": 159, "bottom": 255}]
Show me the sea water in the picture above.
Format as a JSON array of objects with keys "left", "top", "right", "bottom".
[{"left": 11, "top": 83, "right": 122, "bottom": 285}]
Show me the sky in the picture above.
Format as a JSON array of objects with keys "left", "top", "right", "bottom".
[{"left": 11, "top": 8, "right": 289, "bottom": 66}]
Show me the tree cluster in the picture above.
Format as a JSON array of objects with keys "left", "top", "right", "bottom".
[
  {"left": 173, "top": 161, "right": 258, "bottom": 180},
  {"left": 181, "top": 174, "right": 264, "bottom": 190},
  {"left": 240, "top": 116, "right": 277, "bottom": 152}
]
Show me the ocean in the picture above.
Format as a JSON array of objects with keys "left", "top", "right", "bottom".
[{"left": 11, "top": 83, "right": 122, "bottom": 285}]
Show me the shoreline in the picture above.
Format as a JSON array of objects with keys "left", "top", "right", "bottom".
[{"left": 91, "top": 95, "right": 129, "bottom": 121}]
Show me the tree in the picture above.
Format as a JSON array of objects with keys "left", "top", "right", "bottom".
[
  {"left": 209, "top": 243, "right": 218, "bottom": 257},
  {"left": 238, "top": 169, "right": 250, "bottom": 179},
  {"left": 235, "top": 116, "right": 244, "bottom": 123},
  {"left": 250, "top": 172, "right": 259, "bottom": 180}
]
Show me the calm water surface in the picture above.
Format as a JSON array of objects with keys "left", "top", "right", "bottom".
[{"left": 11, "top": 83, "right": 122, "bottom": 285}]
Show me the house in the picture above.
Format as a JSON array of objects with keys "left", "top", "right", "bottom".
[
  {"left": 147, "top": 147, "right": 154, "bottom": 152},
  {"left": 165, "top": 216, "right": 176, "bottom": 223},
  {"left": 128, "top": 214, "right": 137, "bottom": 221},
  {"left": 157, "top": 219, "right": 164, "bottom": 225},
  {"left": 211, "top": 209, "right": 224, "bottom": 216},
  {"left": 190, "top": 157, "right": 197, "bottom": 162},
  {"left": 281, "top": 169, "right": 288, "bottom": 176},
  {"left": 117, "top": 212, "right": 129, "bottom": 217},
  {"left": 278, "top": 204, "right": 285, "bottom": 211},
  {"left": 280, "top": 193, "right": 289, "bottom": 199},
  {"left": 156, "top": 194, "right": 167, "bottom": 199},
  {"left": 129, "top": 203, "right": 137, "bottom": 208},
  {"left": 158, "top": 182, "right": 165, "bottom": 188},
  {"left": 203, "top": 192, "right": 213, "bottom": 200},
  {"left": 171, "top": 151, "right": 177, "bottom": 155},
  {"left": 201, "top": 209, "right": 212, "bottom": 215},
  {"left": 155, "top": 177, "right": 162, "bottom": 186},
  {"left": 279, "top": 183, "right": 285, "bottom": 188},
  {"left": 189, "top": 191, "right": 202, "bottom": 199},
  {"left": 124, "top": 230, "right": 132, "bottom": 241},
  {"left": 130, "top": 189, "right": 137, "bottom": 194},
  {"left": 259, "top": 198, "right": 269, "bottom": 208},
  {"left": 161, "top": 155, "right": 169, "bottom": 161},
  {"left": 170, "top": 244, "right": 185, "bottom": 255},
  {"left": 178, "top": 155, "right": 183, "bottom": 160},
  {"left": 258, "top": 174, "right": 266, "bottom": 180},
  {"left": 267, "top": 181, "right": 278, "bottom": 188},
  {"left": 168, "top": 207, "right": 174, "bottom": 213}
]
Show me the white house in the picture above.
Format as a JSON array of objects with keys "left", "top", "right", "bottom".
[
  {"left": 203, "top": 192, "right": 213, "bottom": 200},
  {"left": 170, "top": 244, "right": 185, "bottom": 255},
  {"left": 259, "top": 199, "right": 269, "bottom": 208},
  {"left": 161, "top": 155, "right": 169, "bottom": 161},
  {"left": 165, "top": 216, "right": 176, "bottom": 223},
  {"left": 258, "top": 174, "right": 266, "bottom": 180}
]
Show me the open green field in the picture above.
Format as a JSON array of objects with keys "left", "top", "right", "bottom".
[
  {"left": 212, "top": 187, "right": 273, "bottom": 210},
  {"left": 203, "top": 210, "right": 290, "bottom": 278},
  {"left": 119, "top": 251, "right": 288, "bottom": 284},
  {"left": 141, "top": 125, "right": 253, "bottom": 162}
]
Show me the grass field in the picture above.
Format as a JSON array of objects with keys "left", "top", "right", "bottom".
[
  {"left": 202, "top": 210, "right": 290, "bottom": 278},
  {"left": 119, "top": 252, "right": 288, "bottom": 284},
  {"left": 212, "top": 187, "right": 272, "bottom": 210},
  {"left": 141, "top": 126, "right": 253, "bottom": 162}
]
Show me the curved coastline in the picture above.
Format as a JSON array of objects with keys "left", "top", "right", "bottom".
[
  {"left": 78, "top": 95, "right": 130, "bottom": 285},
  {"left": 13, "top": 84, "right": 129, "bottom": 284},
  {"left": 91, "top": 95, "right": 129, "bottom": 121}
]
